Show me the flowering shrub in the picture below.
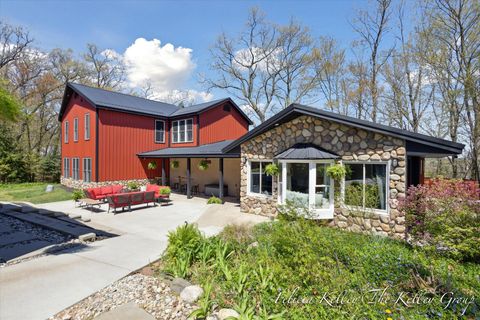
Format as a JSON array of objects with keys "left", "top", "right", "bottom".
[{"left": 399, "top": 178, "right": 480, "bottom": 261}]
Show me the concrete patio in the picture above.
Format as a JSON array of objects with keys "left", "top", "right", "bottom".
[{"left": 0, "top": 194, "right": 268, "bottom": 320}]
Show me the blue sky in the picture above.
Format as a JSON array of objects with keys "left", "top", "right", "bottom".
[{"left": 1, "top": 0, "right": 382, "bottom": 101}]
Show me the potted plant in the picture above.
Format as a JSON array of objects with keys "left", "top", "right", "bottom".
[
  {"left": 171, "top": 160, "right": 179, "bottom": 169},
  {"left": 264, "top": 163, "right": 279, "bottom": 176},
  {"left": 159, "top": 186, "right": 171, "bottom": 198},
  {"left": 207, "top": 195, "right": 223, "bottom": 204},
  {"left": 198, "top": 159, "right": 209, "bottom": 171},
  {"left": 147, "top": 161, "right": 157, "bottom": 170},
  {"left": 127, "top": 181, "right": 140, "bottom": 191},
  {"left": 72, "top": 189, "right": 85, "bottom": 202}
]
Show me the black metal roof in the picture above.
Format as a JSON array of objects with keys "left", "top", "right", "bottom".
[
  {"left": 275, "top": 143, "right": 339, "bottom": 160},
  {"left": 137, "top": 140, "right": 239, "bottom": 158},
  {"left": 59, "top": 83, "right": 253, "bottom": 124},
  {"left": 222, "top": 103, "right": 465, "bottom": 156}
]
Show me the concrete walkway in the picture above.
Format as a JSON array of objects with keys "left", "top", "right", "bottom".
[{"left": 0, "top": 194, "right": 268, "bottom": 320}]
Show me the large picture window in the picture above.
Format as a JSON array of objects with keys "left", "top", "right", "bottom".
[
  {"left": 73, "top": 118, "right": 79, "bottom": 142},
  {"left": 172, "top": 119, "right": 193, "bottom": 143},
  {"left": 72, "top": 158, "right": 80, "bottom": 180},
  {"left": 155, "top": 120, "right": 165, "bottom": 143},
  {"left": 63, "top": 158, "right": 70, "bottom": 178},
  {"left": 249, "top": 161, "right": 273, "bottom": 196},
  {"left": 84, "top": 113, "right": 90, "bottom": 140},
  {"left": 344, "top": 162, "right": 388, "bottom": 211},
  {"left": 83, "top": 158, "right": 92, "bottom": 182}
]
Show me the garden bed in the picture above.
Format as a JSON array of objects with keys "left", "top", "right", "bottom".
[{"left": 159, "top": 221, "right": 480, "bottom": 319}]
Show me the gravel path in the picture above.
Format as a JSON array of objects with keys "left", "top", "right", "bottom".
[{"left": 50, "top": 274, "right": 195, "bottom": 320}]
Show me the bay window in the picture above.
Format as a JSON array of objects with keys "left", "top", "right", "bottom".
[
  {"left": 344, "top": 162, "right": 388, "bottom": 211},
  {"left": 172, "top": 119, "right": 193, "bottom": 143},
  {"left": 248, "top": 161, "right": 273, "bottom": 196}
]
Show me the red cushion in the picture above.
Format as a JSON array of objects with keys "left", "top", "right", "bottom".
[
  {"left": 111, "top": 185, "right": 123, "bottom": 194},
  {"left": 101, "top": 186, "right": 113, "bottom": 196},
  {"left": 146, "top": 184, "right": 160, "bottom": 197}
]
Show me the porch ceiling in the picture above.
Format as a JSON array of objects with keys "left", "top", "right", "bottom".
[{"left": 137, "top": 140, "right": 240, "bottom": 158}]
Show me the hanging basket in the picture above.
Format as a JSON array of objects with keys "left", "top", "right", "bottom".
[
  {"left": 147, "top": 161, "right": 157, "bottom": 170},
  {"left": 198, "top": 159, "right": 210, "bottom": 171},
  {"left": 171, "top": 160, "right": 180, "bottom": 169}
]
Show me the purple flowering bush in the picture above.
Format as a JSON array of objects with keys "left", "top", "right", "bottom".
[{"left": 399, "top": 179, "right": 480, "bottom": 262}]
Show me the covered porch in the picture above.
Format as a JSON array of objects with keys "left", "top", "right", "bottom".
[{"left": 137, "top": 140, "right": 240, "bottom": 200}]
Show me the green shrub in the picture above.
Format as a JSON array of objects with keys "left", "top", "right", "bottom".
[
  {"left": 207, "top": 195, "right": 222, "bottom": 204},
  {"left": 159, "top": 186, "right": 171, "bottom": 195},
  {"left": 72, "top": 189, "right": 85, "bottom": 201},
  {"left": 127, "top": 181, "right": 139, "bottom": 190}
]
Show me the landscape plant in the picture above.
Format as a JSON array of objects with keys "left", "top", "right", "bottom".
[
  {"left": 159, "top": 186, "right": 171, "bottom": 195},
  {"left": 147, "top": 161, "right": 157, "bottom": 170},
  {"left": 399, "top": 178, "right": 480, "bottom": 262},
  {"left": 207, "top": 195, "right": 222, "bottom": 204},
  {"left": 171, "top": 160, "right": 180, "bottom": 169},
  {"left": 198, "top": 159, "right": 209, "bottom": 171},
  {"left": 127, "top": 181, "right": 139, "bottom": 191},
  {"left": 72, "top": 189, "right": 85, "bottom": 202},
  {"left": 160, "top": 214, "right": 480, "bottom": 319},
  {"left": 263, "top": 163, "right": 279, "bottom": 176}
]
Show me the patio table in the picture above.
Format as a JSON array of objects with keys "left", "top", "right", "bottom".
[{"left": 79, "top": 198, "right": 103, "bottom": 210}]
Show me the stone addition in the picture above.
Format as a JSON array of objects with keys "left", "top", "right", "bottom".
[
  {"left": 61, "top": 177, "right": 150, "bottom": 190},
  {"left": 240, "top": 115, "right": 407, "bottom": 239}
]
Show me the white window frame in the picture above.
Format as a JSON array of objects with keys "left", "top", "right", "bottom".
[
  {"left": 72, "top": 158, "right": 80, "bottom": 180},
  {"left": 63, "top": 158, "right": 70, "bottom": 178},
  {"left": 73, "top": 118, "right": 79, "bottom": 142},
  {"left": 171, "top": 118, "right": 193, "bottom": 143},
  {"left": 155, "top": 120, "right": 165, "bottom": 143},
  {"left": 246, "top": 160, "right": 274, "bottom": 198},
  {"left": 342, "top": 160, "right": 390, "bottom": 215},
  {"left": 64, "top": 121, "right": 69, "bottom": 143},
  {"left": 83, "top": 158, "right": 92, "bottom": 182},
  {"left": 84, "top": 113, "right": 90, "bottom": 140},
  {"left": 279, "top": 159, "right": 335, "bottom": 219}
]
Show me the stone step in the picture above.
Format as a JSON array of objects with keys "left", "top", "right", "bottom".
[
  {"left": 68, "top": 213, "right": 82, "bottom": 220},
  {"left": 38, "top": 209, "right": 56, "bottom": 217},
  {"left": 21, "top": 206, "right": 39, "bottom": 214}
]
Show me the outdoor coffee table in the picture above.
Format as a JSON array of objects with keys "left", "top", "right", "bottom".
[{"left": 79, "top": 198, "right": 103, "bottom": 210}]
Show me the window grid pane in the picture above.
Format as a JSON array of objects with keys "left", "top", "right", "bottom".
[
  {"left": 64, "top": 122, "right": 69, "bottom": 143},
  {"left": 73, "top": 118, "right": 78, "bottom": 141},
  {"left": 85, "top": 114, "right": 90, "bottom": 140},
  {"left": 155, "top": 121, "right": 164, "bottom": 143}
]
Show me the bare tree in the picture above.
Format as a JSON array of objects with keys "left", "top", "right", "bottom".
[
  {"left": 83, "top": 43, "right": 125, "bottom": 89},
  {"left": 351, "top": 0, "right": 394, "bottom": 122},
  {"left": 0, "top": 22, "right": 33, "bottom": 70}
]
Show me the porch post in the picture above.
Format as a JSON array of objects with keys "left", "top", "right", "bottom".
[
  {"left": 187, "top": 158, "right": 192, "bottom": 199},
  {"left": 219, "top": 158, "right": 224, "bottom": 199},
  {"left": 161, "top": 158, "right": 166, "bottom": 186}
]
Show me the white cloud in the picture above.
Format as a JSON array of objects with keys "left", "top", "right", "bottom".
[{"left": 108, "top": 38, "right": 212, "bottom": 104}]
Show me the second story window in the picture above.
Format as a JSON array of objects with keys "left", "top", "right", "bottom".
[
  {"left": 73, "top": 118, "right": 79, "bottom": 142},
  {"left": 84, "top": 113, "right": 90, "bottom": 140},
  {"left": 172, "top": 119, "right": 193, "bottom": 143},
  {"left": 155, "top": 120, "right": 165, "bottom": 143},
  {"left": 64, "top": 121, "right": 69, "bottom": 143}
]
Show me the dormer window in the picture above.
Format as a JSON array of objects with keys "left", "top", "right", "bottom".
[{"left": 172, "top": 119, "right": 193, "bottom": 143}]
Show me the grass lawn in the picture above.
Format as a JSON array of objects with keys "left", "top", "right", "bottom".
[
  {"left": 160, "top": 220, "right": 479, "bottom": 319},
  {"left": 0, "top": 183, "right": 72, "bottom": 204}
]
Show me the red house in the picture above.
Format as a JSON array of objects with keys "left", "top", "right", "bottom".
[{"left": 59, "top": 83, "right": 252, "bottom": 197}]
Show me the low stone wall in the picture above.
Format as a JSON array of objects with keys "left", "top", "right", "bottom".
[
  {"left": 240, "top": 114, "right": 407, "bottom": 239},
  {"left": 61, "top": 177, "right": 150, "bottom": 190}
]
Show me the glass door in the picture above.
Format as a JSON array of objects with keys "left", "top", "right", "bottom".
[{"left": 281, "top": 161, "right": 334, "bottom": 218}]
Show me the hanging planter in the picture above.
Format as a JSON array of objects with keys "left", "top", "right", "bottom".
[
  {"left": 326, "top": 163, "right": 347, "bottom": 182},
  {"left": 147, "top": 161, "right": 157, "bottom": 170},
  {"left": 171, "top": 160, "right": 180, "bottom": 169},
  {"left": 198, "top": 159, "right": 210, "bottom": 171},
  {"left": 264, "top": 163, "right": 279, "bottom": 176}
]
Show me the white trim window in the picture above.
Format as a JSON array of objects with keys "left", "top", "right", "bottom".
[
  {"left": 83, "top": 158, "right": 92, "bottom": 182},
  {"left": 63, "top": 158, "right": 70, "bottom": 178},
  {"left": 84, "top": 113, "right": 90, "bottom": 140},
  {"left": 155, "top": 120, "right": 165, "bottom": 143},
  {"left": 73, "top": 118, "right": 79, "bottom": 142},
  {"left": 279, "top": 160, "right": 334, "bottom": 218},
  {"left": 172, "top": 119, "right": 193, "bottom": 143},
  {"left": 343, "top": 162, "right": 389, "bottom": 213},
  {"left": 247, "top": 160, "right": 273, "bottom": 196},
  {"left": 72, "top": 158, "right": 80, "bottom": 180},
  {"left": 64, "top": 121, "right": 69, "bottom": 143}
]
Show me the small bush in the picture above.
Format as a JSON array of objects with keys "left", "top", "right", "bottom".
[
  {"left": 72, "top": 189, "right": 85, "bottom": 201},
  {"left": 159, "top": 186, "right": 171, "bottom": 195},
  {"left": 207, "top": 195, "right": 222, "bottom": 204},
  {"left": 400, "top": 178, "right": 480, "bottom": 262},
  {"left": 127, "top": 181, "right": 139, "bottom": 190}
]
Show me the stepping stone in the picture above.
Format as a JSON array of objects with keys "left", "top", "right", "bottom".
[
  {"left": 170, "top": 278, "right": 192, "bottom": 295},
  {"left": 21, "top": 206, "right": 39, "bottom": 213},
  {"left": 81, "top": 217, "right": 91, "bottom": 222},
  {"left": 68, "top": 213, "right": 82, "bottom": 220},
  {"left": 78, "top": 233, "right": 95, "bottom": 242},
  {"left": 0, "top": 239, "right": 53, "bottom": 262},
  {"left": 0, "top": 231, "right": 36, "bottom": 246},
  {"left": 95, "top": 302, "right": 155, "bottom": 320}
]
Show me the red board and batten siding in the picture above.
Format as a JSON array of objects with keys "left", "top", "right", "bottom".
[
  {"left": 199, "top": 102, "right": 249, "bottom": 144},
  {"left": 61, "top": 94, "right": 96, "bottom": 180},
  {"left": 97, "top": 109, "right": 168, "bottom": 181}
]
